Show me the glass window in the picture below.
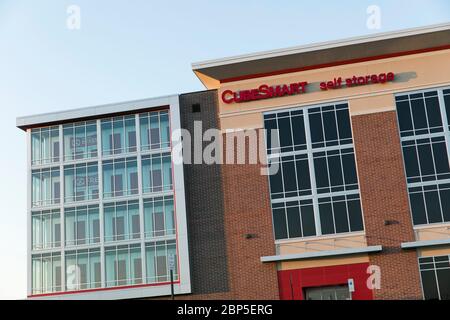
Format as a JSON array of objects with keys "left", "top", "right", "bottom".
[
  {"left": 264, "top": 102, "right": 363, "bottom": 241},
  {"left": 308, "top": 104, "right": 352, "bottom": 148},
  {"left": 313, "top": 148, "right": 358, "bottom": 194},
  {"left": 271, "top": 200, "right": 316, "bottom": 240},
  {"left": 141, "top": 153, "right": 172, "bottom": 194},
  {"left": 31, "top": 167, "right": 60, "bottom": 207},
  {"left": 32, "top": 252, "right": 61, "bottom": 295},
  {"left": 101, "top": 115, "right": 137, "bottom": 156},
  {"left": 263, "top": 110, "right": 307, "bottom": 154},
  {"left": 105, "top": 244, "right": 142, "bottom": 287},
  {"left": 419, "top": 255, "right": 450, "bottom": 300},
  {"left": 268, "top": 154, "right": 312, "bottom": 200},
  {"left": 396, "top": 88, "right": 450, "bottom": 227},
  {"left": 103, "top": 157, "right": 138, "bottom": 198},
  {"left": 396, "top": 91, "right": 443, "bottom": 137},
  {"left": 145, "top": 240, "right": 177, "bottom": 283},
  {"left": 65, "top": 248, "right": 101, "bottom": 290},
  {"left": 305, "top": 285, "right": 351, "bottom": 300},
  {"left": 408, "top": 184, "right": 450, "bottom": 225},
  {"left": 65, "top": 205, "right": 100, "bottom": 246},
  {"left": 64, "top": 162, "right": 99, "bottom": 203},
  {"left": 104, "top": 200, "right": 140, "bottom": 242},
  {"left": 32, "top": 209, "right": 60, "bottom": 250},
  {"left": 143, "top": 195, "right": 175, "bottom": 238},
  {"left": 402, "top": 138, "right": 450, "bottom": 183},
  {"left": 318, "top": 195, "right": 364, "bottom": 235},
  {"left": 63, "top": 121, "right": 98, "bottom": 161},
  {"left": 139, "top": 110, "right": 170, "bottom": 151},
  {"left": 31, "top": 126, "right": 59, "bottom": 165}
]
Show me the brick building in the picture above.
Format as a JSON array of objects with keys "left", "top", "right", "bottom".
[{"left": 17, "top": 23, "right": 450, "bottom": 300}]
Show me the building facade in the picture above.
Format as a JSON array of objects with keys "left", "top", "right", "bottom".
[{"left": 17, "top": 23, "right": 450, "bottom": 300}]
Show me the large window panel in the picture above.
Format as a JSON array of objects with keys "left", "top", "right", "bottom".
[
  {"left": 397, "top": 88, "right": 450, "bottom": 227},
  {"left": 408, "top": 188, "right": 428, "bottom": 225},
  {"left": 143, "top": 195, "right": 175, "bottom": 239},
  {"left": 65, "top": 205, "right": 100, "bottom": 246},
  {"left": 272, "top": 207, "right": 288, "bottom": 240},
  {"left": 64, "top": 162, "right": 99, "bottom": 203},
  {"left": 31, "top": 167, "right": 60, "bottom": 207},
  {"left": 420, "top": 255, "right": 450, "bottom": 300},
  {"left": 313, "top": 148, "right": 358, "bottom": 194},
  {"left": 63, "top": 121, "right": 97, "bottom": 161},
  {"left": 139, "top": 110, "right": 170, "bottom": 151},
  {"left": 318, "top": 195, "right": 364, "bottom": 236},
  {"left": 408, "top": 184, "right": 450, "bottom": 225},
  {"left": 402, "top": 138, "right": 450, "bottom": 182},
  {"left": 65, "top": 248, "right": 101, "bottom": 290},
  {"left": 271, "top": 200, "right": 316, "bottom": 240},
  {"left": 264, "top": 102, "right": 362, "bottom": 240},
  {"left": 263, "top": 110, "right": 307, "bottom": 154},
  {"left": 104, "top": 200, "right": 140, "bottom": 242},
  {"left": 103, "top": 157, "right": 138, "bottom": 198},
  {"left": 268, "top": 154, "right": 312, "bottom": 200},
  {"left": 145, "top": 240, "right": 177, "bottom": 284},
  {"left": 141, "top": 153, "right": 172, "bottom": 194},
  {"left": 31, "top": 126, "right": 59, "bottom": 166},
  {"left": 32, "top": 252, "right": 61, "bottom": 295},
  {"left": 32, "top": 209, "right": 60, "bottom": 250},
  {"left": 105, "top": 244, "right": 142, "bottom": 287},
  {"left": 308, "top": 104, "right": 352, "bottom": 148},
  {"left": 396, "top": 91, "right": 444, "bottom": 137},
  {"left": 101, "top": 115, "right": 137, "bottom": 156}
]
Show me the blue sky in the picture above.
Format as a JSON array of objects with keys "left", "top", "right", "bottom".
[{"left": 1, "top": 0, "right": 449, "bottom": 299}]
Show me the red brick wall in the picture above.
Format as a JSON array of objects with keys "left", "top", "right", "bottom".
[
  {"left": 219, "top": 130, "right": 280, "bottom": 300},
  {"left": 352, "top": 111, "right": 423, "bottom": 300}
]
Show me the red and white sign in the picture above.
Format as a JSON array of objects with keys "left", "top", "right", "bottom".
[
  {"left": 222, "top": 82, "right": 308, "bottom": 104},
  {"left": 221, "top": 72, "right": 395, "bottom": 104},
  {"left": 319, "top": 72, "right": 395, "bottom": 90}
]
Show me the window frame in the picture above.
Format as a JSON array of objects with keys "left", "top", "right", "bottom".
[
  {"left": 104, "top": 200, "right": 141, "bottom": 242},
  {"left": 65, "top": 247, "right": 101, "bottom": 291},
  {"left": 102, "top": 157, "right": 139, "bottom": 198},
  {"left": 31, "top": 126, "right": 60, "bottom": 166},
  {"left": 63, "top": 121, "right": 98, "bottom": 162},
  {"left": 264, "top": 101, "right": 365, "bottom": 242},
  {"left": 65, "top": 205, "right": 100, "bottom": 246},
  {"left": 419, "top": 254, "right": 450, "bottom": 300},
  {"left": 395, "top": 86, "right": 450, "bottom": 228}
]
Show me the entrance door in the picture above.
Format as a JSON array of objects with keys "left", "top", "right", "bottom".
[{"left": 305, "top": 285, "right": 351, "bottom": 300}]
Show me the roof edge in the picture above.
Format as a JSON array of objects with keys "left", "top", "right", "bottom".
[
  {"left": 16, "top": 94, "right": 179, "bottom": 131},
  {"left": 192, "top": 22, "right": 450, "bottom": 70}
]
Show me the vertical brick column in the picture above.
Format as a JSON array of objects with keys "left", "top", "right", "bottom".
[
  {"left": 352, "top": 111, "right": 423, "bottom": 300},
  {"left": 221, "top": 129, "right": 280, "bottom": 300},
  {"left": 179, "top": 91, "right": 230, "bottom": 297}
]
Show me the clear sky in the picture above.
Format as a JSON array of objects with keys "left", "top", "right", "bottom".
[{"left": 1, "top": 0, "right": 449, "bottom": 299}]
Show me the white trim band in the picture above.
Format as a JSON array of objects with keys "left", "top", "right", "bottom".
[
  {"left": 260, "top": 245, "right": 383, "bottom": 263},
  {"left": 401, "top": 238, "right": 450, "bottom": 249}
]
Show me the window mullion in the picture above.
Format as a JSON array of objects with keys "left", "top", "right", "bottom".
[{"left": 304, "top": 111, "right": 322, "bottom": 236}]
